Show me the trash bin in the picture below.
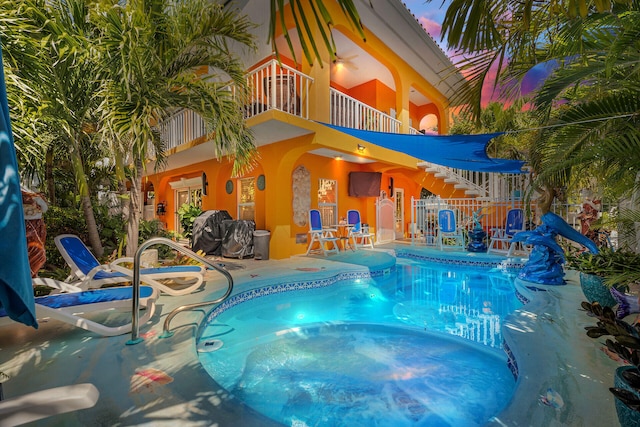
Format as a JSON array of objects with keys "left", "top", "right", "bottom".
[{"left": 253, "top": 230, "right": 271, "bottom": 260}]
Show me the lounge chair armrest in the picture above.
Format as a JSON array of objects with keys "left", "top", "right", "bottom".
[
  {"left": 111, "top": 257, "right": 134, "bottom": 266},
  {"left": 32, "top": 278, "right": 83, "bottom": 294}
]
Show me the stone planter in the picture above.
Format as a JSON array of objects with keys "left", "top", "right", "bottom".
[
  {"left": 580, "top": 272, "right": 616, "bottom": 308},
  {"left": 614, "top": 366, "right": 640, "bottom": 427}
]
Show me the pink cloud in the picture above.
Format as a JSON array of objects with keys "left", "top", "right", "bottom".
[{"left": 418, "top": 16, "right": 442, "bottom": 40}]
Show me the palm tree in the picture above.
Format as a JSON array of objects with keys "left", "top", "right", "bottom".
[
  {"left": 93, "top": 0, "right": 257, "bottom": 256},
  {"left": 1, "top": 0, "right": 107, "bottom": 256},
  {"left": 268, "top": 0, "right": 365, "bottom": 66}
]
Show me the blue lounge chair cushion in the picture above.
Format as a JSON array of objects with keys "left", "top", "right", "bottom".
[{"left": 0, "top": 286, "right": 154, "bottom": 317}]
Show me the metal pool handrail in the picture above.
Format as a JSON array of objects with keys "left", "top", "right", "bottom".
[{"left": 127, "top": 237, "right": 234, "bottom": 345}]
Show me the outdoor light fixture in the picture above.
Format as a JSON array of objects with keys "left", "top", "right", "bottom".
[
  {"left": 335, "top": 155, "right": 343, "bottom": 161},
  {"left": 156, "top": 201, "right": 166, "bottom": 216},
  {"left": 357, "top": 144, "right": 366, "bottom": 153}
]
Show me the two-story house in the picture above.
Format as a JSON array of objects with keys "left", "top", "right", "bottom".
[{"left": 142, "top": 0, "right": 469, "bottom": 259}]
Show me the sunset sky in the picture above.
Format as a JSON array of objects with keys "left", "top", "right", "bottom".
[{"left": 403, "top": 0, "right": 549, "bottom": 105}]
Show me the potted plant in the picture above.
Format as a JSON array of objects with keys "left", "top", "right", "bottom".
[
  {"left": 566, "top": 248, "right": 640, "bottom": 309},
  {"left": 584, "top": 301, "right": 640, "bottom": 425}
]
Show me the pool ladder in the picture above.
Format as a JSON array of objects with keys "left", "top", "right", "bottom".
[{"left": 127, "top": 237, "right": 234, "bottom": 345}]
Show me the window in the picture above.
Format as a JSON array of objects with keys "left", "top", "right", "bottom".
[
  {"left": 318, "top": 179, "right": 337, "bottom": 226},
  {"left": 238, "top": 177, "right": 255, "bottom": 220}
]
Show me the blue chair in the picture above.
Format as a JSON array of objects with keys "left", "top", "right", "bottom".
[
  {"left": 487, "top": 208, "right": 528, "bottom": 256},
  {"left": 437, "top": 209, "right": 465, "bottom": 250},
  {"left": 55, "top": 234, "right": 205, "bottom": 295},
  {"left": 346, "top": 209, "right": 374, "bottom": 249},
  {"left": 306, "top": 210, "right": 339, "bottom": 256}
]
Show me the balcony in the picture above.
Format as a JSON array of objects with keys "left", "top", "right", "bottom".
[
  {"left": 156, "top": 58, "right": 410, "bottom": 156},
  {"left": 243, "top": 59, "right": 313, "bottom": 120}
]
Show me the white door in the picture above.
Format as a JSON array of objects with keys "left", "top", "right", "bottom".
[
  {"left": 394, "top": 188, "right": 404, "bottom": 239},
  {"left": 376, "top": 196, "right": 395, "bottom": 243}
]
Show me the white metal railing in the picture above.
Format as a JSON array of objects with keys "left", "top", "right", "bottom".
[
  {"left": 156, "top": 108, "right": 207, "bottom": 155},
  {"left": 410, "top": 196, "right": 532, "bottom": 246},
  {"left": 409, "top": 196, "right": 617, "bottom": 248},
  {"left": 154, "top": 59, "right": 313, "bottom": 156},
  {"left": 244, "top": 59, "right": 313, "bottom": 119},
  {"left": 419, "top": 161, "right": 530, "bottom": 200},
  {"left": 330, "top": 88, "right": 401, "bottom": 133}
]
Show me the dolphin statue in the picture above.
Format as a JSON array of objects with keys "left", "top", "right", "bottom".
[{"left": 512, "top": 212, "right": 599, "bottom": 285}]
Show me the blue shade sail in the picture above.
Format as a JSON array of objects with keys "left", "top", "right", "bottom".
[
  {"left": 0, "top": 40, "right": 37, "bottom": 328},
  {"left": 320, "top": 123, "right": 527, "bottom": 173}
]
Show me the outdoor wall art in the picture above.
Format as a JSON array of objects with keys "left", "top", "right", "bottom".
[{"left": 292, "top": 165, "right": 311, "bottom": 227}]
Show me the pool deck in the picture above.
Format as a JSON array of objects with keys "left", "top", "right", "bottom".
[{"left": 0, "top": 244, "right": 622, "bottom": 426}]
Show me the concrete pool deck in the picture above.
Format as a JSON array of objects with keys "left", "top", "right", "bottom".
[{"left": 0, "top": 244, "right": 622, "bottom": 426}]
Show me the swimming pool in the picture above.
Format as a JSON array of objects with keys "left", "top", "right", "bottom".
[{"left": 197, "top": 257, "right": 523, "bottom": 426}]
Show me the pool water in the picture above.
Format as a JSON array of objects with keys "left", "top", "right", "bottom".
[{"left": 198, "top": 259, "right": 522, "bottom": 426}]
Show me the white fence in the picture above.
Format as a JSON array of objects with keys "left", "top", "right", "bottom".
[{"left": 409, "top": 196, "right": 617, "bottom": 248}]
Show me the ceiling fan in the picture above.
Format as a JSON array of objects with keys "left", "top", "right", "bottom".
[{"left": 333, "top": 53, "right": 359, "bottom": 70}]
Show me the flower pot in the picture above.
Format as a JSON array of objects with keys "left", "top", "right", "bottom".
[
  {"left": 580, "top": 272, "right": 616, "bottom": 308},
  {"left": 614, "top": 366, "right": 640, "bottom": 427}
]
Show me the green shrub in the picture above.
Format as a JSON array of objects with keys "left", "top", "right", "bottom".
[{"left": 177, "top": 203, "right": 202, "bottom": 242}]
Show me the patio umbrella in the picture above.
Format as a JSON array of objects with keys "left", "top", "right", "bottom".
[{"left": 0, "top": 41, "right": 37, "bottom": 328}]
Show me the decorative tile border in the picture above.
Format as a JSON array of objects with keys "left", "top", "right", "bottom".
[
  {"left": 503, "top": 341, "right": 519, "bottom": 379},
  {"left": 205, "top": 269, "right": 382, "bottom": 323},
  {"left": 395, "top": 249, "right": 527, "bottom": 271}
]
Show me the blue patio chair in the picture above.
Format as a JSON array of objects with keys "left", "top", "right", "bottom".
[
  {"left": 55, "top": 234, "right": 205, "bottom": 296},
  {"left": 437, "top": 209, "right": 465, "bottom": 250},
  {"left": 305, "top": 210, "right": 339, "bottom": 256},
  {"left": 346, "top": 209, "right": 374, "bottom": 249},
  {"left": 487, "top": 208, "right": 529, "bottom": 256}
]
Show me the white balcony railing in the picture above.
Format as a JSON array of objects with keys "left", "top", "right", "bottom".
[
  {"left": 330, "top": 88, "right": 401, "bottom": 133},
  {"left": 157, "top": 108, "right": 207, "bottom": 154},
  {"left": 244, "top": 59, "right": 313, "bottom": 119}
]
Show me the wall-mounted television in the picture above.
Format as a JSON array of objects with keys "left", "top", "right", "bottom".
[{"left": 348, "top": 172, "right": 382, "bottom": 197}]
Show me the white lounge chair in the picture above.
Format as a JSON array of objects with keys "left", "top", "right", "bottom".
[
  {"left": 0, "top": 278, "right": 158, "bottom": 336},
  {"left": 55, "top": 234, "right": 205, "bottom": 295}
]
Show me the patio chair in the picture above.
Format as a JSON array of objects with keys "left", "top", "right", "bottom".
[
  {"left": 0, "top": 278, "right": 158, "bottom": 336},
  {"left": 436, "top": 209, "right": 465, "bottom": 250},
  {"left": 487, "top": 208, "right": 528, "bottom": 256},
  {"left": 54, "top": 234, "right": 205, "bottom": 296},
  {"left": 346, "top": 209, "right": 374, "bottom": 249},
  {"left": 305, "top": 209, "right": 339, "bottom": 256}
]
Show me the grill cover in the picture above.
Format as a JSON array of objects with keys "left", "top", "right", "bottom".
[
  {"left": 222, "top": 220, "right": 255, "bottom": 259},
  {"left": 191, "top": 210, "right": 232, "bottom": 255}
]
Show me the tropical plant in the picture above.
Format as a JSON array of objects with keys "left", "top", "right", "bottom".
[
  {"left": 567, "top": 247, "right": 640, "bottom": 292},
  {"left": 584, "top": 300, "right": 640, "bottom": 414},
  {"left": 177, "top": 203, "right": 203, "bottom": 242},
  {"left": 138, "top": 219, "right": 177, "bottom": 260},
  {"left": 92, "top": 0, "right": 257, "bottom": 256},
  {"left": 268, "top": 0, "right": 366, "bottom": 66},
  {"left": 1, "top": 0, "right": 107, "bottom": 256}
]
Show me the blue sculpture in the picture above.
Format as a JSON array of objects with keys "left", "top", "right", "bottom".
[
  {"left": 467, "top": 207, "right": 487, "bottom": 252},
  {"left": 512, "top": 212, "right": 599, "bottom": 285}
]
